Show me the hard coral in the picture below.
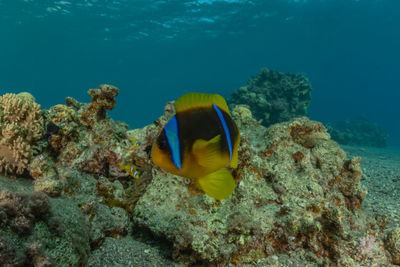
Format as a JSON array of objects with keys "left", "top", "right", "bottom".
[
  {"left": 0, "top": 92, "right": 44, "bottom": 176},
  {"left": 229, "top": 68, "right": 312, "bottom": 126}
]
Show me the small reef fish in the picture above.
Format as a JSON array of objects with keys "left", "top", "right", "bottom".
[
  {"left": 151, "top": 92, "right": 240, "bottom": 200},
  {"left": 120, "top": 163, "right": 140, "bottom": 179},
  {"left": 130, "top": 137, "right": 140, "bottom": 147},
  {"left": 119, "top": 137, "right": 141, "bottom": 178}
]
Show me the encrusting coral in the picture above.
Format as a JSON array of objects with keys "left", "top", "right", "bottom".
[
  {"left": 0, "top": 92, "right": 44, "bottom": 176},
  {"left": 229, "top": 68, "right": 312, "bottom": 126}
]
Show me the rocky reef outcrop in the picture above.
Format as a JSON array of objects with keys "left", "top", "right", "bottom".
[
  {"left": 0, "top": 86, "right": 141, "bottom": 265},
  {"left": 0, "top": 88, "right": 398, "bottom": 266},
  {"left": 132, "top": 105, "right": 393, "bottom": 266},
  {"left": 229, "top": 68, "right": 312, "bottom": 127},
  {"left": 327, "top": 118, "right": 388, "bottom": 148}
]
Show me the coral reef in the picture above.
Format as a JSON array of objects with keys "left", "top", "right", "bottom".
[
  {"left": 0, "top": 85, "right": 144, "bottom": 265},
  {"left": 1, "top": 87, "right": 398, "bottom": 266},
  {"left": 229, "top": 68, "right": 312, "bottom": 126},
  {"left": 0, "top": 92, "right": 44, "bottom": 176},
  {"left": 327, "top": 118, "right": 388, "bottom": 148}
]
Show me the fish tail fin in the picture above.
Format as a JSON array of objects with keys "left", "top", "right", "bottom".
[{"left": 197, "top": 169, "right": 235, "bottom": 200}]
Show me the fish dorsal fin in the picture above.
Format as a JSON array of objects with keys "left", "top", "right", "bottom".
[
  {"left": 192, "top": 135, "right": 225, "bottom": 169},
  {"left": 197, "top": 169, "right": 235, "bottom": 200},
  {"left": 174, "top": 92, "right": 231, "bottom": 115}
]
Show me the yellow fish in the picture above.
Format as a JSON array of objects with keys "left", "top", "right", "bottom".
[
  {"left": 151, "top": 92, "right": 240, "bottom": 200},
  {"left": 120, "top": 163, "right": 140, "bottom": 179}
]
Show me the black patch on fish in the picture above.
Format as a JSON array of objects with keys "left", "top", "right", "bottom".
[
  {"left": 175, "top": 106, "right": 239, "bottom": 157},
  {"left": 155, "top": 129, "right": 174, "bottom": 160}
]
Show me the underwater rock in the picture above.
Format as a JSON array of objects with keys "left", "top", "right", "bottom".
[
  {"left": 0, "top": 189, "right": 51, "bottom": 235},
  {"left": 50, "top": 166, "right": 135, "bottom": 256},
  {"left": 132, "top": 105, "right": 393, "bottom": 266},
  {"left": 27, "top": 242, "right": 52, "bottom": 267},
  {"left": 0, "top": 175, "right": 91, "bottom": 266},
  {"left": 386, "top": 228, "right": 400, "bottom": 264},
  {"left": 0, "top": 236, "right": 27, "bottom": 266},
  {"left": 327, "top": 118, "right": 388, "bottom": 148},
  {"left": 0, "top": 92, "right": 44, "bottom": 177},
  {"left": 29, "top": 152, "right": 62, "bottom": 197},
  {"left": 229, "top": 68, "right": 312, "bottom": 126}
]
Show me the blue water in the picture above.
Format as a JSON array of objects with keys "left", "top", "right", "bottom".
[{"left": 1, "top": 0, "right": 399, "bottom": 147}]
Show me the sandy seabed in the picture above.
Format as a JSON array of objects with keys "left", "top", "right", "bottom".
[{"left": 345, "top": 145, "right": 400, "bottom": 229}]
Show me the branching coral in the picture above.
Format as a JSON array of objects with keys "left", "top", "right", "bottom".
[{"left": 0, "top": 92, "right": 44, "bottom": 176}]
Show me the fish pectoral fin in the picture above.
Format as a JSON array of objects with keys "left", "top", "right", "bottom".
[
  {"left": 192, "top": 135, "right": 223, "bottom": 169},
  {"left": 197, "top": 169, "right": 236, "bottom": 200}
]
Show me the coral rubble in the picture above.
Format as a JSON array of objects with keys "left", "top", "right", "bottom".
[
  {"left": 229, "top": 68, "right": 312, "bottom": 126},
  {"left": 327, "top": 118, "right": 388, "bottom": 148}
]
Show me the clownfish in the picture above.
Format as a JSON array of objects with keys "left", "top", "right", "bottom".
[
  {"left": 151, "top": 92, "right": 240, "bottom": 200},
  {"left": 120, "top": 163, "right": 140, "bottom": 179}
]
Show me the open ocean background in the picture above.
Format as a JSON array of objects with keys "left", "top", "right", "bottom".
[{"left": 1, "top": 0, "right": 399, "bottom": 147}]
